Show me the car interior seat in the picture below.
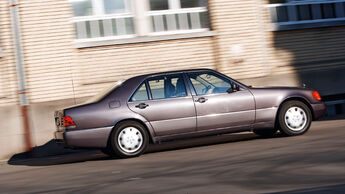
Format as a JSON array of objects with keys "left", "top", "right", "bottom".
[
  {"left": 175, "top": 78, "right": 186, "bottom": 97},
  {"left": 164, "top": 79, "right": 175, "bottom": 98}
]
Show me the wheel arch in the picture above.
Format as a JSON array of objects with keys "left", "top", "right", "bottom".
[
  {"left": 275, "top": 97, "right": 314, "bottom": 127},
  {"left": 107, "top": 118, "right": 156, "bottom": 148}
]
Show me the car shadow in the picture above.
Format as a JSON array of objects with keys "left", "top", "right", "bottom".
[
  {"left": 7, "top": 131, "right": 280, "bottom": 166},
  {"left": 146, "top": 132, "right": 281, "bottom": 154}
]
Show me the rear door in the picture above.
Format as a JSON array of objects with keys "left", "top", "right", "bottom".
[
  {"left": 128, "top": 73, "right": 197, "bottom": 136},
  {"left": 187, "top": 71, "right": 255, "bottom": 131}
]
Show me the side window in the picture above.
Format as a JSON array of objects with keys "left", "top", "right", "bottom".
[
  {"left": 148, "top": 74, "right": 187, "bottom": 100},
  {"left": 188, "top": 72, "right": 232, "bottom": 95},
  {"left": 189, "top": 77, "right": 207, "bottom": 95},
  {"left": 131, "top": 83, "right": 149, "bottom": 101}
]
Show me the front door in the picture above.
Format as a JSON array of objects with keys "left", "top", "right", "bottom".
[
  {"left": 187, "top": 71, "right": 255, "bottom": 131},
  {"left": 128, "top": 74, "right": 196, "bottom": 136}
]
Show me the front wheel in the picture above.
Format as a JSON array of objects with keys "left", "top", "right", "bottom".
[
  {"left": 108, "top": 121, "right": 149, "bottom": 158},
  {"left": 278, "top": 100, "right": 312, "bottom": 136}
]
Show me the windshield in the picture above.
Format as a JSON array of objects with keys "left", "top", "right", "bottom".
[{"left": 85, "top": 80, "right": 124, "bottom": 104}]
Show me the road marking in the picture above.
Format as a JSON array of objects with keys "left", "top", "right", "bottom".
[{"left": 125, "top": 177, "right": 142, "bottom": 181}]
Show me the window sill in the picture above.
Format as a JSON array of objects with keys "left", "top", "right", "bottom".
[
  {"left": 75, "top": 30, "right": 216, "bottom": 48},
  {"left": 269, "top": 18, "right": 345, "bottom": 31}
]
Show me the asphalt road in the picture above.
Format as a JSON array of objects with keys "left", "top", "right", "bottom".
[{"left": 1, "top": 119, "right": 345, "bottom": 194}]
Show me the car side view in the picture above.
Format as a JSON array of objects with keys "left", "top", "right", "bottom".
[{"left": 54, "top": 69, "right": 326, "bottom": 158}]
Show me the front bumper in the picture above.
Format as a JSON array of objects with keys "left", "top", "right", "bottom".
[
  {"left": 311, "top": 102, "right": 327, "bottom": 120},
  {"left": 54, "top": 126, "right": 113, "bottom": 148}
]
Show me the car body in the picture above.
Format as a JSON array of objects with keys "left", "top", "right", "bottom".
[{"left": 54, "top": 69, "right": 326, "bottom": 158}]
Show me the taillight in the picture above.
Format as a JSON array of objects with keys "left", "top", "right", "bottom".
[
  {"left": 312, "top": 91, "right": 322, "bottom": 101},
  {"left": 63, "top": 116, "right": 75, "bottom": 127}
]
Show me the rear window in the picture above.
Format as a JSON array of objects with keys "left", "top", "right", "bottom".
[{"left": 131, "top": 83, "right": 149, "bottom": 101}]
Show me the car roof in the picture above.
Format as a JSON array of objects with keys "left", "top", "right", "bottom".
[{"left": 132, "top": 68, "right": 215, "bottom": 80}]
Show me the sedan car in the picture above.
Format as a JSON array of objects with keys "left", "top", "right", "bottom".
[{"left": 54, "top": 69, "right": 326, "bottom": 158}]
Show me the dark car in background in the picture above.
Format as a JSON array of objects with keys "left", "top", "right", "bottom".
[{"left": 54, "top": 69, "right": 326, "bottom": 158}]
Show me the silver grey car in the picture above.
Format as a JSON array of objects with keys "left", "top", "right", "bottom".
[{"left": 54, "top": 69, "right": 326, "bottom": 158}]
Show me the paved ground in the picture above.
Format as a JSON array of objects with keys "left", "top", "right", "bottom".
[{"left": 1, "top": 119, "right": 345, "bottom": 194}]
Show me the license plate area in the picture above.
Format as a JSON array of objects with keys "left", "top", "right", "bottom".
[{"left": 54, "top": 110, "right": 65, "bottom": 131}]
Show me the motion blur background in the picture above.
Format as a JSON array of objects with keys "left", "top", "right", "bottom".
[{"left": 0, "top": 0, "right": 345, "bottom": 159}]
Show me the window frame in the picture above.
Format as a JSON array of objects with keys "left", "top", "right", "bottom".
[
  {"left": 185, "top": 70, "right": 248, "bottom": 96},
  {"left": 71, "top": 0, "right": 132, "bottom": 17},
  {"left": 267, "top": 0, "right": 345, "bottom": 31},
  {"left": 72, "top": 0, "right": 136, "bottom": 41},
  {"left": 129, "top": 81, "right": 151, "bottom": 102},
  {"left": 187, "top": 71, "right": 233, "bottom": 96},
  {"left": 147, "top": 0, "right": 209, "bottom": 34},
  {"left": 146, "top": 73, "right": 189, "bottom": 101},
  {"left": 71, "top": 0, "right": 213, "bottom": 48}
]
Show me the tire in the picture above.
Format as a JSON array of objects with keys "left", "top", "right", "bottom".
[
  {"left": 253, "top": 128, "right": 278, "bottom": 137},
  {"left": 108, "top": 121, "right": 149, "bottom": 158},
  {"left": 278, "top": 100, "right": 312, "bottom": 136}
]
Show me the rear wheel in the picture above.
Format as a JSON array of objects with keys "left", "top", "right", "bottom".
[
  {"left": 253, "top": 128, "right": 278, "bottom": 137},
  {"left": 278, "top": 100, "right": 312, "bottom": 136},
  {"left": 107, "top": 121, "right": 149, "bottom": 158}
]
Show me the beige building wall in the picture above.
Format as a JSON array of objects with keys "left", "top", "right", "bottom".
[
  {"left": 16, "top": 1, "right": 217, "bottom": 149},
  {"left": 267, "top": 27, "right": 345, "bottom": 74},
  {"left": 18, "top": 0, "right": 217, "bottom": 102},
  {"left": 209, "top": 0, "right": 270, "bottom": 80},
  {"left": 20, "top": 0, "right": 76, "bottom": 103},
  {"left": 0, "top": 1, "right": 27, "bottom": 160},
  {"left": 0, "top": 0, "right": 344, "bottom": 159},
  {"left": 259, "top": 0, "right": 345, "bottom": 95},
  {"left": 260, "top": 0, "right": 345, "bottom": 75},
  {"left": 0, "top": 0, "right": 18, "bottom": 107},
  {"left": 0, "top": 0, "right": 217, "bottom": 159},
  {"left": 74, "top": 38, "right": 217, "bottom": 99}
]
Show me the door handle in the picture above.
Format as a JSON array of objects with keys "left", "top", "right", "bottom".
[
  {"left": 195, "top": 97, "right": 208, "bottom": 103},
  {"left": 135, "top": 103, "right": 149, "bottom": 109}
]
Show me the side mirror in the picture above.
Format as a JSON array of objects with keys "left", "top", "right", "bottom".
[
  {"left": 234, "top": 83, "right": 240, "bottom": 92},
  {"left": 227, "top": 83, "right": 240, "bottom": 93}
]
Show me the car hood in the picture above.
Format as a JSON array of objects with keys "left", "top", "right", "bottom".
[{"left": 249, "top": 86, "right": 312, "bottom": 91}]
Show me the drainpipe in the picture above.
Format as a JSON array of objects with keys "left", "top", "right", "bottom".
[
  {"left": 9, "top": 0, "right": 33, "bottom": 152},
  {"left": 207, "top": 1, "right": 222, "bottom": 72}
]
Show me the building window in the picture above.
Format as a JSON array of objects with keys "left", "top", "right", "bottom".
[
  {"left": 148, "top": 0, "right": 209, "bottom": 34},
  {"left": 267, "top": 0, "right": 345, "bottom": 31},
  {"left": 70, "top": 0, "right": 210, "bottom": 43},
  {"left": 71, "top": 0, "right": 93, "bottom": 16},
  {"left": 71, "top": 0, "right": 135, "bottom": 40},
  {"left": 150, "top": 0, "right": 169, "bottom": 10},
  {"left": 104, "top": 0, "right": 131, "bottom": 14}
]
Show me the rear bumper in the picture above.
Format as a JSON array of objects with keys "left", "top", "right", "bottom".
[
  {"left": 54, "top": 131, "right": 65, "bottom": 144},
  {"left": 54, "top": 126, "right": 113, "bottom": 148},
  {"left": 311, "top": 102, "right": 327, "bottom": 120}
]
